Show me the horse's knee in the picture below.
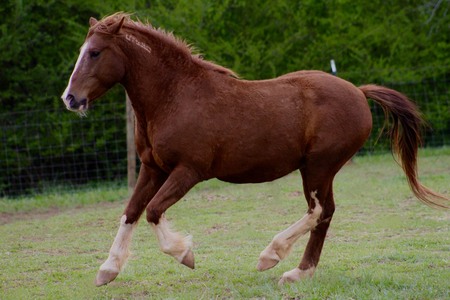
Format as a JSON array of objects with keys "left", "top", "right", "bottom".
[
  {"left": 123, "top": 209, "right": 142, "bottom": 224},
  {"left": 146, "top": 206, "right": 162, "bottom": 224}
]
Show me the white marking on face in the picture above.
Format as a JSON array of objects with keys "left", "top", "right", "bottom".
[
  {"left": 61, "top": 41, "right": 90, "bottom": 104},
  {"left": 152, "top": 214, "right": 192, "bottom": 263},
  {"left": 99, "top": 215, "right": 136, "bottom": 273}
]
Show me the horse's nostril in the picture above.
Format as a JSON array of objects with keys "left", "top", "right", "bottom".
[
  {"left": 66, "top": 94, "right": 78, "bottom": 109},
  {"left": 79, "top": 99, "right": 87, "bottom": 107},
  {"left": 66, "top": 94, "right": 75, "bottom": 102}
]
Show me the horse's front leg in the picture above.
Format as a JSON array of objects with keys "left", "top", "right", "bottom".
[
  {"left": 95, "top": 164, "right": 167, "bottom": 286},
  {"left": 146, "top": 165, "right": 201, "bottom": 269},
  {"left": 151, "top": 214, "right": 195, "bottom": 268}
]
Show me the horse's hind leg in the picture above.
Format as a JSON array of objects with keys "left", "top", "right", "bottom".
[
  {"left": 277, "top": 162, "right": 337, "bottom": 284},
  {"left": 257, "top": 189, "right": 324, "bottom": 272},
  {"left": 95, "top": 164, "right": 167, "bottom": 286},
  {"left": 257, "top": 164, "right": 336, "bottom": 284}
]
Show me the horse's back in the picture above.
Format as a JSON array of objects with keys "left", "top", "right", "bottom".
[{"left": 239, "top": 70, "right": 372, "bottom": 144}]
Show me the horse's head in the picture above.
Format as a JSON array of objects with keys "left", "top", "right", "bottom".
[{"left": 61, "top": 16, "right": 126, "bottom": 113}]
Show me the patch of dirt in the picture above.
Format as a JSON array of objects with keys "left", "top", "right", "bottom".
[
  {"left": 0, "top": 208, "right": 61, "bottom": 225},
  {"left": 288, "top": 190, "right": 303, "bottom": 198},
  {"left": 0, "top": 201, "right": 122, "bottom": 225}
]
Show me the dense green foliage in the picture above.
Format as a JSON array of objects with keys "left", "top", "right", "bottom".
[
  {"left": 0, "top": 0, "right": 449, "bottom": 195},
  {"left": 148, "top": 0, "right": 450, "bottom": 81}
]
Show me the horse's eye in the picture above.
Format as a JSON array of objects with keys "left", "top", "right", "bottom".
[{"left": 90, "top": 51, "right": 100, "bottom": 59}]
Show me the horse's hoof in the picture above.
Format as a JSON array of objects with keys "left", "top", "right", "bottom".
[
  {"left": 257, "top": 245, "right": 282, "bottom": 271},
  {"left": 278, "top": 267, "right": 315, "bottom": 285},
  {"left": 257, "top": 256, "right": 280, "bottom": 271},
  {"left": 95, "top": 269, "right": 119, "bottom": 287},
  {"left": 181, "top": 249, "right": 195, "bottom": 269}
]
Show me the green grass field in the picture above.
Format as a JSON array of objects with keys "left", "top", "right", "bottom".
[{"left": 1, "top": 149, "right": 449, "bottom": 299}]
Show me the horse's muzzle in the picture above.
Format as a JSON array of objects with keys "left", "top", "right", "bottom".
[{"left": 65, "top": 94, "right": 88, "bottom": 111}]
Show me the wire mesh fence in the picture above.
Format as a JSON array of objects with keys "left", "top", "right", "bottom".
[
  {"left": 0, "top": 100, "right": 128, "bottom": 197},
  {"left": 1, "top": 73, "right": 449, "bottom": 197}
]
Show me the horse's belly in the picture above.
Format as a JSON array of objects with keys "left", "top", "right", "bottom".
[
  {"left": 213, "top": 133, "right": 303, "bottom": 184},
  {"left": 216, "top": 159, "right": 299, "bottom": 184}
]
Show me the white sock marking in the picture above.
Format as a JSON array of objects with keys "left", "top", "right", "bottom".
[
  {"left": 259, "top": 190, "right": 322, "bottom": 262},
  {"left": 99, "top": 215, "right": 136, "bottom": 273},
  {"left": 279, "top": 266, "right": 316, "bottom": 285},
  {"left": 152, "top": 214, "right": 192, "bottom": 263}
]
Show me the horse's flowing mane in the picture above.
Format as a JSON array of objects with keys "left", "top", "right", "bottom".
[{"left": 90, "top": 13, "right": 238, "bottom": 78}]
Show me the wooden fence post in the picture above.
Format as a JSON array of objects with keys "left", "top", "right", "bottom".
[{"left": 126, "top": 93, "right": 136, "bottom": 193}]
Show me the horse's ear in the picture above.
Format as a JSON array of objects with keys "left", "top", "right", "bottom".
[
  {"left": 89, "top": 17, "right": 98, "bottom": 27},
  {"left": 110, "top": 16, "right": 126, "bottom": 34}
]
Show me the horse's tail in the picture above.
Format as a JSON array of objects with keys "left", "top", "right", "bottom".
[{"left": 359, "top": 84, "right": 449, "bottom": 209}]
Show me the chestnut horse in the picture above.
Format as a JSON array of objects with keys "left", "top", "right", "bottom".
[{"left": 61, "top": 13, "right": 449, "bottom": 286}]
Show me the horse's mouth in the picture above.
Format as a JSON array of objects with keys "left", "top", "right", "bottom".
[{"left": 68, "top": 103, "right": 89, "bottom": 117}]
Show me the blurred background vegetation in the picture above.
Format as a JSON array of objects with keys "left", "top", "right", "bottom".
[{"left": 0, "top": 0, "right": 449, "bottom": 196}]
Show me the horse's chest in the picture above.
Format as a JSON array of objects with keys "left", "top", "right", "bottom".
[
  {"left": 138, "top": 127, "right": 178, "bottom": 173},
  {"left": 151, "top": 149, "right": 172, "bottom": 173}
]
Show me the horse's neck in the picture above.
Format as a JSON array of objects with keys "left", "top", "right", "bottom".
[{"left": 121, "top": 36, "right": 194, "bottom": 122}]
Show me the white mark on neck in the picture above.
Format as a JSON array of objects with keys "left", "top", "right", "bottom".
[{"left": 125, "top": 34, "right": 152, "bottom": 54}]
